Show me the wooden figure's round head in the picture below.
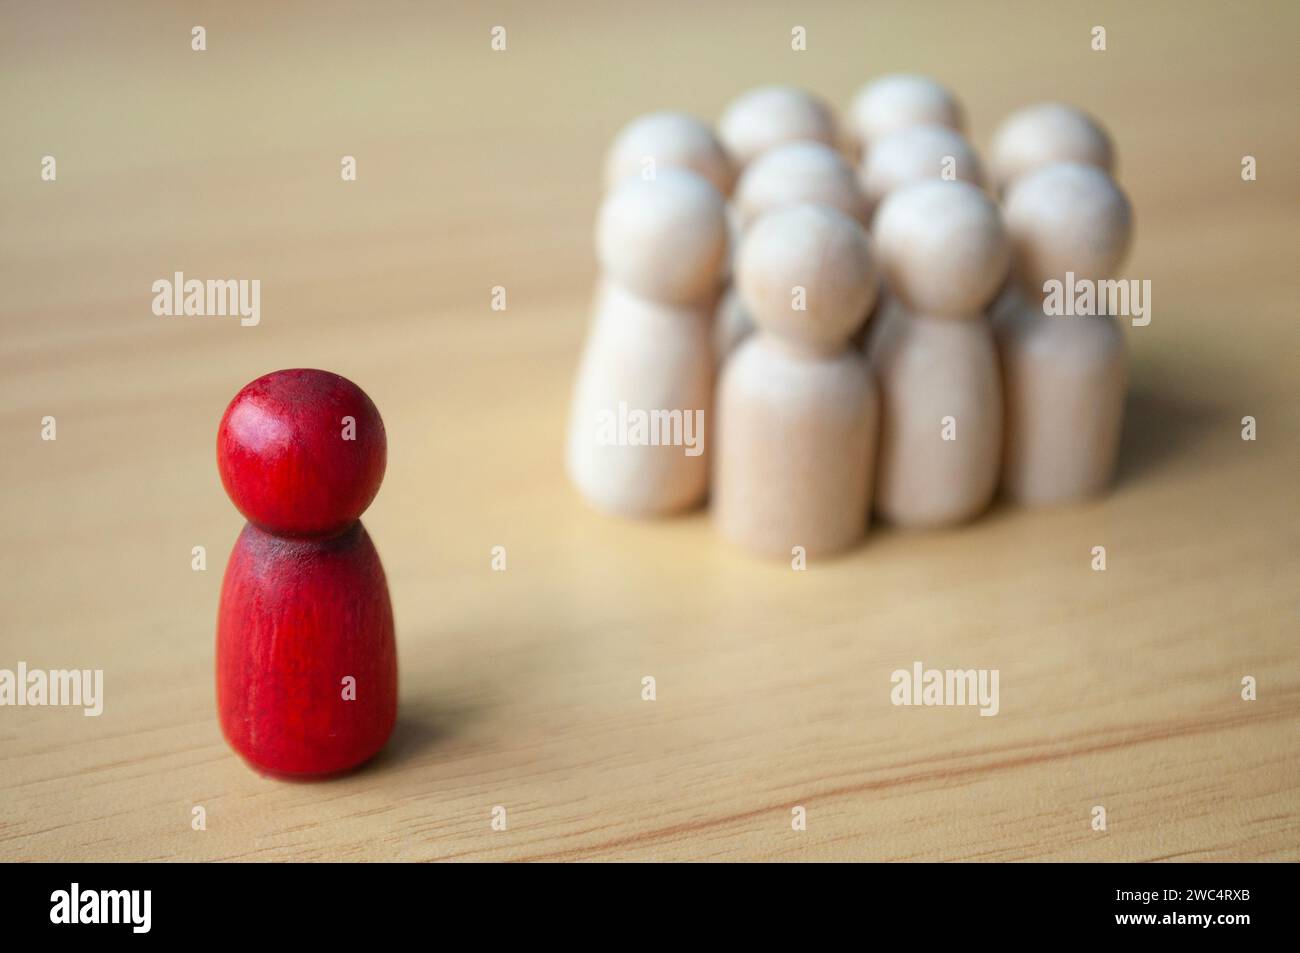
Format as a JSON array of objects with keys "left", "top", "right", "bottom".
[
  {"left": 873, "top": 179, "right": 1010, "bottom": 319},
  {"left": 736, "top": 202, "right": 878, "bottom": 352},
  {"left": 860, "top": 123, "right": 984, "bottom": 212},
  {"left": 847, "top": 74, "right": 964, "bottom": 155},
  {"left": 604, "top": 111, "right": 735, "bottom": 197},
  {"left": 718, "top": 86, "right": 838, "bottom": 169},
  {"left": 218, "top": 369, "right": 387, "bottom": 537},
  {"left": 1003, "top": 161, "right": 1133, "bottom": 292},
  {"left": 596, "top": 168, "right": 728, "bottom": 306},
  {"left": 990, "top": 102, "right": 1114, "bottom": 192},
  {"left": 734, "top": 139, "right": 868, "bottom": 230}
]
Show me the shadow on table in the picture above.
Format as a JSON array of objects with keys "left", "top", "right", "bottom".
[
  {"left": 369, "top": 695, "right": 485, "bottom": 772},
  {"left": 1114, "top": 383, "right": 1220, "bottom": 488}
]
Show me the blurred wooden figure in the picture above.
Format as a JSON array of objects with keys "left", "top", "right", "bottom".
[
  {"left": 860, "top": 123, "right": 984, "bottom": 216},
  {"left": 566, "top": 169, "right": 728, "bottom": 517},
  {"left": 734, "top": 139, "right": 869, "bottom": 229},
  {"left": 870, "top": 180, "right": 1009, "bottom": 528},
  {"left": 997, "top": 162, "right": 1133, "bottom": 506},
  {"left": 718, "top": 85, "right": 838, "bottom": 170},
  {"left": 714, "top": 203, "right": 880, "bottom": 558},
  {"left": 847, "top": 74, "right": 965, "bottom": 163},
  {"left": 604, "top": 111, "right": 735, "bottom": 196},
  {"left": 989, "top": 102, "right": 1114, "bottom": 195}
]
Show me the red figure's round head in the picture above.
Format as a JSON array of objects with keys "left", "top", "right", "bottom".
[{"left": 218, "top": 369, "right": 387, "bottom": 537}]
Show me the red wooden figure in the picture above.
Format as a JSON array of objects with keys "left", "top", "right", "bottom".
[{"left": 216, "top": 369, "right": 397, "bottom": 777}]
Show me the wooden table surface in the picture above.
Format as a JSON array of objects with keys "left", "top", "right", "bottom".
[{"left": 2, "top": 1, "right": 1298, "bottom": 862}]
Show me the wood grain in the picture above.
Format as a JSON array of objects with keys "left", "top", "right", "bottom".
[{"left": 1, "top": 0, "right": 1298, "bottom": 862}]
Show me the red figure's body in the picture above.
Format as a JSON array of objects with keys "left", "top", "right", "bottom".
[{"left": 216, "top": 369, "right": 397, "bottom": 777}]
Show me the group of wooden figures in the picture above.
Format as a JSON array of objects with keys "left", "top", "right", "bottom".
[{"left": 567, "top": 75, "right": 1133, "bottom": 558}]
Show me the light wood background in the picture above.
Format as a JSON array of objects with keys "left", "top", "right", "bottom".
[{"left": 2, "top": 0, "right": 1297, "bottom": 862}]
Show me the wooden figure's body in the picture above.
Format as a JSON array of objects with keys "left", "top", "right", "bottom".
[
  {"left": 216, "top": 368, "right": 396, "bottom": 778},
  {"left": 871, "top": 316, "right": 1002, "bottom": 526},
  {"left": 566, "top": 281, "right": 713, "bottom": 517},
  {"left": 713, "top": 203, "right": 879, "bottom": 558},
  {"left": 996, "top": 307, "right": 1126, "bottom": 504},
  {"left": 217, "top": 522, "right": 396, "bottom": 777},
  {"left": 715, "top": 335, "right": 876, "bottom": 557}
]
